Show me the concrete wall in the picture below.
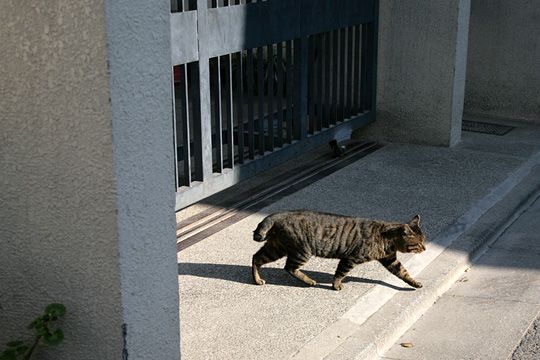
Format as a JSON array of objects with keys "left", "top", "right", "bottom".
[
  {"left": 104, "top": 0, "right": 181, "bottom": 358},
  {"left": 0, "top": 1, "right": 180, "bottom": 359},
  {"left": 358, "top": 0, "right": 471, "bottom": 147},
  {"left": 465, "top": 0, "right": 540, "bottom": 124}
]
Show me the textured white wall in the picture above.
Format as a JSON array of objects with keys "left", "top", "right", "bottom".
[
  {"left": 358, "top": 0, "right": 471, "bottom": 147},
  {"left": 0, "top": 0, "right": 180, "bottom": 359},
  {"left": 465, "top": 0, "right": 540, "bottom": 123}
]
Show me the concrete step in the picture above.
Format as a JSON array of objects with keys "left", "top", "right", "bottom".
[{"left": 381, "top": 196, "right": 540, "bottom": 360}]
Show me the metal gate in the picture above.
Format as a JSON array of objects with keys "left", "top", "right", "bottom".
[{"left": 171, "top": 0, "right": 379, "bottom": 210}]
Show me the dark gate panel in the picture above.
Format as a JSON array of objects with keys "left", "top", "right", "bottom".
[{"left": 171, "top": 0, "right": 379, "bottom": 210}]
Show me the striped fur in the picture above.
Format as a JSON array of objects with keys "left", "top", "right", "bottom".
[{"left": 252, "top": 211, "right": 426, "bottom": 290}]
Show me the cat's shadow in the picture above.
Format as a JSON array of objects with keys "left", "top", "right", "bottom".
[{"left": 178, "top": 262, "right": 415, "bottom": 291}]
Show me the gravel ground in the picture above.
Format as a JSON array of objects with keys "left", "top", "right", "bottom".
[{"left": 512, "top": 314, "right": 540, "bottom": 360}]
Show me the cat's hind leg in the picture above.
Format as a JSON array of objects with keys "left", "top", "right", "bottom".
[
  {"left": 378, "top": 254, "right": 422, "bottom": 288},
  {"left": 332, "top": 258, "right": 358, "bottom": 291},
  {"left": 252, "top": 243, "right": 285, "bottom": 285},
  {"left": 284, "top": 254, "right": 317, "bottom": 286}
]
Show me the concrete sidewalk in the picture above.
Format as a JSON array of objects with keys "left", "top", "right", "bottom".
[
  {"left": 177, "top": 117, "right": 540, "bottom": 360},
  {"left": 383, "top": 192, "right": 540, "bottom": 360}
]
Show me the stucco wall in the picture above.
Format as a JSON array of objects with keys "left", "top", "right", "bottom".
[
  {"left": 465, "top": 0, "right": 540, "bottom": 123},
  {"left": 358, "top": 0, "right": 471, "bottom": 146},
  {"left": 0, "top": 1, "right": 179, "bottom": 359},
  {"left": 103, "top": 0, "right": 181, "bottom": 358},
  {"left": 0, "top": 1, "right": 124, "bottom": 358}
]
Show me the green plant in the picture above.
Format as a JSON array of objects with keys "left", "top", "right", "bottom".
[{"left": 1, "top": 303, "right": 66, "bottom": 360}]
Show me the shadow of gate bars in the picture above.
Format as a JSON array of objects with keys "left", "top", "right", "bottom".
[{"left": 171, "top": 0, "right": 379, "bottom": 210}]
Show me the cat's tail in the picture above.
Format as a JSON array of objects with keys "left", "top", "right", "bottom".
[{"left": 253, "top": 214, "right": 279, "bottom": 242}]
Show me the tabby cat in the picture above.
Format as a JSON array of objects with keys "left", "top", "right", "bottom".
[{"left": 251, "top": 211, "right": 426, "bottom": 290}]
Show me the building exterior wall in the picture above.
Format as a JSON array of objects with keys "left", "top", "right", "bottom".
[
  {"left": 465, "top": 0, "right": 540, "bottom": 124},
  {"left": 0, "top": 1, "right": 180, "bottom": 359},
  {"left": 358, "top": 0, "right": 470, "bottom": 147}
]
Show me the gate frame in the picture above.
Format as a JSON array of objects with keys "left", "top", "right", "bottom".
[{"left": 171, "top": 0, "right": 379, "bottom": 210}]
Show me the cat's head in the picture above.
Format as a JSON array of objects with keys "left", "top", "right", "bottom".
[{"left": 385, "top": 215, "right": 426, "bottom": 254}]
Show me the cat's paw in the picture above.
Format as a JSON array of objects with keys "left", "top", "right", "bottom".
[
  {"left": 411, "top": 281, "right": 423, "bottom": 289},
  {"left": 306, "top": 279, "right": 317, "bottom": 287},
  {"left": 332, "top": 282, "right": 343, "bottom": 291},
  {"left": 254, "top": 278, "right": 266, "bottom": 285}
]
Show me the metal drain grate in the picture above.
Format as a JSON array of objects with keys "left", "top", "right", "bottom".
[{"left": 462, "top": 120, "right": 514, "bottom": 136}]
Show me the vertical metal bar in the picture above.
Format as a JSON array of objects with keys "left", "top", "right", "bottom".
[
  {"left": 212, "top": 57, "right": 223, "bottom": 172},
  {"left": 276, "top": 42, "right": 284, "bottom": 147},
  {"left": 308, "top": 36, "right": 316, "bottom": 134},
  {"left": 267, "top": 45, "right": 274, "bottom": 150},
  {"left": 339, "top": 27, "right": 346, "bottom": 122},
  {"left": 223, "top": 54, "right": 234, "bottom": 167},
  {"left": 346, "top": 26, "right": 354, "bottom": 119},
  {"left": 235, "top": 51, "right": 244, "bottom": 163},
  {"left": 331, "top": 29, "right": 339, "bottom": 125},
  {"left": 294, "top": 37, "right": 309, "bottom": 140},
  {"left": 353, "top": 24, "right": 361, "bottom": 114},
  {"left": 323, "top": 31, "right": 331, "bottom": 128},
  {"left": 257, "top": 46, "right": 265, "bottom": 155},
  {"left": 171, "top": 68, "right": 179, "bottom": 189},
  {"left": 180, "top": 64, "right": 191, "bottom": 186},
  {"left": 246, "top": 48, "right": 255, "bottom": 159},
  {"left": 315, "top": 33, "right": 323, "bottom": 131},
  {"left": 194, "top": 0, "right": 213, "bottom": 180},
  {"left": 285, "top": 40, "right": 294, "bottom": 143}
]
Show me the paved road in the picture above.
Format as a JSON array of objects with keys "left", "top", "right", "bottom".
[{"left": 383, "top": 195, "right": 540, "bottom": 360}]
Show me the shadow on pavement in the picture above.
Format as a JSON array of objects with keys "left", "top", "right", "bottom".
[{"left": 178, "top": 262, "right": 415, "bottom": 291}]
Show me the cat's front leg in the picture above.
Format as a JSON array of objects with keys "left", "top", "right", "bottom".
[
  {"left": 332, "top": 258, "right": 358, "bottom": 291},
  {"left": 378, "top": 255, "right": 423, "bottom": 289}
]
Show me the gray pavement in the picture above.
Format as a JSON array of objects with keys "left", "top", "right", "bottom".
[
  {"left": 382, "top": 195, "right": 540, "bottom": 360},
  {"left": 177, "top": 119, "right": 540, "bottom": 360}
]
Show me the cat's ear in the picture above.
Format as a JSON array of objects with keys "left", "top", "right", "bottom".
[
  {"left": 403, "top": 224, "right": 414, "bottom": 235},
  {"left": 409, "top": 215, "right": 421, "bottom": 227}
]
